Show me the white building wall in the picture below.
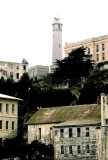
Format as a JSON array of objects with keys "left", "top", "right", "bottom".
[
  {"left": 0, "top": 99, "right": 18, "bottom": 141},
  {"left": 28, "top": 123, "right": 57, "bottom": 145},
  {"left": 64, "top": 35, "right": 108, "bottom": 64},
  {"left": 0, "top": 60, "right": 28, "bottom": 82}
]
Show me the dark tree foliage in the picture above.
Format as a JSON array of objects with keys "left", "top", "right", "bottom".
[
  {"left": 0, "top": 77, "right": 15, "bottom": 96},
  {"left": 1, "top": 139, "right": 54, "bottom": 160},
  {"left": 78, "top": 69, "right": 108, "bottom": 104},
  {"left": 29, "top": 88, "right": 76, "bottom": 110},
  {"left": 52, "top": 47, "right": 93, "bottom": 87},
  {"left": 16, "top": 72, "right": 32, "bottom": 100}
]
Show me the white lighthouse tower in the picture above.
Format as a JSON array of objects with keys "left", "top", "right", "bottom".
[{"left": 52, "top": 17, "right": 63, "bottom": 65}]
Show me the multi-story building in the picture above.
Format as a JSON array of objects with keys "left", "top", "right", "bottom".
[
  {"left": 28, "top": 65, "right": 49, "bottom": 81},
  {"left": 0, "top": 58, "right": 28, "bottom": 81},
  {"left": 27, "top": 93, "right": 108, "bottom": 160},
  {"left": 64, "top": 35, "right": 108, "bottom": 64},
  {"left": 0, "top": 93, "right": 23, "bottom": 144}
]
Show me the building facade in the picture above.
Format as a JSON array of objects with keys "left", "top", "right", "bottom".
[
  {"left": 28, "top": 65, "right": 49, "bottom": 81},
  {"left": 64, "top": 35, "right": 108, "bottom": 64},
  {"left": 0, "top": 94, "right": 22, "bottom": 144},
  {"left": 54, "top": 121, "right": 98, "bottom": 160},
  {"left": 0, "top": 58, "right": 28, "bottom": 81},
  {"left": 27, "top": 103, "right": 102, "bottom": 159}
]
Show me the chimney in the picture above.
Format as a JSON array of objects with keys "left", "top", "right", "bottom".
[
  {"left": 100, "top": 93, "right": 106, "bottom": 126},
  {"left": 96, "top": 96, "right": 100, "bottom": 104}
]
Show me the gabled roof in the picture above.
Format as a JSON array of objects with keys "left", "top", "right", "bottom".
[
  {"left": 27, "top": 104, "right": 101, "bottom": 125},
  {"left": 0, "top": 94, "right": 23, "bottom": 101}
]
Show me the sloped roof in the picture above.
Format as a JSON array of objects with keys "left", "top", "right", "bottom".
[
  {"left": 53, "top": 119, "right": 101, "bottom": 127},
  {"left": 27, "top": 104, "right": 101, "bottom": 125},
  {"left": 0, "top": 94, "right": 23, "bottom": 101}
]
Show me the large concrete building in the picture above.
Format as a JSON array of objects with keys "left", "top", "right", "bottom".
[
  {"left": 27, "top": 93, "right": 108, "bottom": 160},
  {"left": 0, "top": 59, "right": 28, "bottom": 82},
  {"left": 0, "top": 94, "right": 23, "bottom": 144},
  {"left": 64, "top": 35, "right": 108, "bottom": 64},
  {"left": 28, "top": 65, "right": 49, "bottom": 81}
]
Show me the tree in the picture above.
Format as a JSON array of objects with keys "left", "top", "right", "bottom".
[
  {"left": 1, "top": 139, "right": 54, "bottom": 160},
  {"left": 52, "top": 47, "right": 93, "bottom": 87},
  {"left": 78, "top": 69, "right": 108, "bottom": 104}
]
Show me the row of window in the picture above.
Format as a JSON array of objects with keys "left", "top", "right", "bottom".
[
  {"left": 96, "top": 43, "right": 105, "bottom": 52},
  {"left": 87, "top": 43, "right": 105, "bottom": 55},
  {"left": 38, "top": 127, "right": 90, "bottom": 140},
  {"left": 58, "top": 127, "right": 90, "bottom": 138},
  {"left": 96, "top": 53, "right": 105, "bottom": 61},
  {"left": 61, "top": 144, "right": 94, "bottom": 155},
  {"left": 0, "top": 120, "right": 15, "bottom": 130},
  {"left": 0, "top": 103, "right": 15, "bottom": 114},
  {"left": 5, "top": 64, "right": 26, "bottom": 71},
  {"left": 10, "top": 72, "right": 20, "bottom": 79}
]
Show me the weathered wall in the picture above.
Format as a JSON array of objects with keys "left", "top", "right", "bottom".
[
  {"left": 54, "top": 126, "right": 98, "bottom": 160},
  {"left": 0, "top": 99, "right": 18, "bottom": 140}
]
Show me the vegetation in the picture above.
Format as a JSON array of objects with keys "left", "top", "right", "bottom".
[
  {"left": 0, "top": 139, "right": 54, "bottom": 159},
  {"left": 51, "top": 46, "right": 93, "bottom": 87},
  {"left": 78, "top": 69, "right": 108, "bottom": 104},
  {"left": 0, "top": 46, "right": 108, "bottom": 158}
]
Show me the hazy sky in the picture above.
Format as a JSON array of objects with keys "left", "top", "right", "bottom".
[{"left": 0, "top": 0, "right": 108, "bottom": 67}]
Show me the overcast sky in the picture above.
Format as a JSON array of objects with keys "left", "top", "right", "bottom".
[{"left": 0, "top": 0, "right": 108, "bottom": 67}]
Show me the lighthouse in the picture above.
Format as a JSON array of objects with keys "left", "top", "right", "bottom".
[{"left": 52, "top": 17, "right": 63, "bottom": 65}]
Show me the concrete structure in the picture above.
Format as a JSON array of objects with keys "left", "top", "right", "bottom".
[
  {"left": 27, "top": 93, "right": 108, "bottom": 159},
  {"left": 28, "top": 65, "right": 49, "bottom": 81},
  {"left": 64, "top": 35, "right": 108, "bottom": 64},
  {"left": 0, "top": 58, "right": 28, "bottom": 82},
  {"left": 52, "top": 17, "right": 63, "bottom": 65},
  {"left": 27, "top": 103, "right": 101, "bottom": 159},
  {"left": 0, "top": 93, "right": 23, "bottom": 144}
]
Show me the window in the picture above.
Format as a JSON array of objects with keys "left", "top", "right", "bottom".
[
  {"left": 6, "top": 121, "right": 8, "bottom": 130},
  {"left": 16, "top": 65, "right": 19, "bottom": 70},
  {"left": 23, "top": 65, "right": 26, "bottom": 70},
  {"left": 0, "top": 120, "right": 2, "bottom": 129},
  {"left": 6, "top": 104, "right": 9, "bottom": 113},
  {"left": 88, "top": 48, "right": 90, "bottom": 54},
  {"left": 69, "top": 128, "right": 72, "bottom": 137},
  {"left": 16, "top": 73, "right": 19, "bottom": 79},
  {"left": 12, "top": 104, "right": 15, "bottom": 114},
  {"left": 96, "top": 45, "right": 99, "bottom": 52},
  {"left": 96, "top": 54, "right": 99, "bottom": 61},
  {"left": 0, "top": 103, "right": 2, "bottom": 112},
  {"left": 60, "top": 129, "right": 64, "bottom": 138},
  {"left": 0, "top": 138, "right": 2, "bottom": 146},
  {"left": 12, "top": 121, "right": 14, "bottom": 130},
  {"left": 86, "top": 145, "right": 90, "bottom": 153},
  {"left": 106, "top": 119, "right": 108, "bottom": 125},
  {"left": 102, "top": 52, "right": 105, "bottom": 61},
  {"left": 10, "top": 72, "right": 13, "bottom": 79},
  {"left": 77, "top": 128, "right": 81, "bottom": 137},
  {"left": 77, "top": 145, "right": 81, "bottom": 154},
  {"left": 69, "top": 145, "right": 72, "bottom": 154},
  {"left": 102, "top": 44, "right": 105, "bottom": 51},
  {"left": 10, "top": 64, "right": 13, "bottom": 69},
  {"left": 86, "top": 128, "right": 90, "bottom": 137},
  {"left": 39, "top": 128, "right": 41, "bottom": 139},
  {"left": 61, "top": 146, "right": 64, "bottom": 154}
]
